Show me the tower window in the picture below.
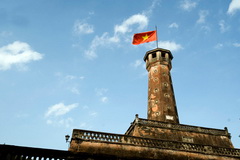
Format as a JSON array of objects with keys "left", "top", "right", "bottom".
[
  {"left": 163, "top": 82, "right": 168, "bottom": 87},
  {"left": 166, "top": 115, "right": 174, "bottom": 120},
  {"left": 182, "top": 137, "right": 194, "bottom": 143},
  {"left": 152, "top": 53, "right": 156, "bottom": 58},
  {"left": 162, "top": 72, "right": 167, "bottom": 76},
  {"left": 161, "top": 52, "right": 166, "bottom": 58},
  {"left": 164, "top": 93, "right": 170, "bottom": 98}
]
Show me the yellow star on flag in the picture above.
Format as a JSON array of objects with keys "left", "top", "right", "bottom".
[{"left": 142, "top": 34, "right": 149, "bottom": 41}]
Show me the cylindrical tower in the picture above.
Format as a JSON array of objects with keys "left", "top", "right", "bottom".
[{"left": 144, "top": 48, "right": 179, "bottom": 123}]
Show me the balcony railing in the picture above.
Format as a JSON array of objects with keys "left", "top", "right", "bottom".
[
  {"left": 0, "top": 144, "right": 71, "bottom": 160},
  {"left": 72, "top": 129, "right": 240, "bottom": 158}
]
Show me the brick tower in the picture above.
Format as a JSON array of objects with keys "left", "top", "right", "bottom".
[
  {"left": 68, "top": 48, "right": 240, "bottom": 160},
  {"left": 144, "top": 48, "right": 179, "bottom": 123}
]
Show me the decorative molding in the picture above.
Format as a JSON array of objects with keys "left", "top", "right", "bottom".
[{"left": 137, "top": 118, "right": 229, "bottom": 136}]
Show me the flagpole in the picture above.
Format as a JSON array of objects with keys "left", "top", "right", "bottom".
[{"left": 155, "top": 26, "right": 159, "bottom": 48}]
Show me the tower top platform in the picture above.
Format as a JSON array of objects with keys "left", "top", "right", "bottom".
[{"left": 144, "top": 48, "right": 173, "bottom": 61}]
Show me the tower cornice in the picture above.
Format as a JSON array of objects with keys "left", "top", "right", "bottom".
[{"left": 143, "top": 48, "right": 173, "bottom": 62}]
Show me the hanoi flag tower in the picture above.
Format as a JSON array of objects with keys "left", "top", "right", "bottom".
[
  {"left": 68, "top": 47, "right": 240, "bottom": 159},
  {"left": 144, "top": 48, "right": 179, "bottom": 123}
]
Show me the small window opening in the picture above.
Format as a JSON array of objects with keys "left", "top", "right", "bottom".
[
  {"left": 152, "top": 53, "right": 156, "bottom": 58},
  {"left": 161, "top": 52, "right": 165, "bottom": 58}
]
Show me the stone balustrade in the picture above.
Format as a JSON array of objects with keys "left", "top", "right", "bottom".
[
  {"left": 0, "top": 144, "right": 70, "bottom": 160},
  {"left": 72, "top": 129, "right": 240, "bottom": 158}
]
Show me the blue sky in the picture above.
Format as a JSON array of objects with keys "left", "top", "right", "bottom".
[{"left": 0, "top": 0, "right": 240, "bottom": 150}]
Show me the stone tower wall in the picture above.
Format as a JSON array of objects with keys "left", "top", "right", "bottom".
[{"left": 144, "top": 48, "right": 179, "bottom": 123}]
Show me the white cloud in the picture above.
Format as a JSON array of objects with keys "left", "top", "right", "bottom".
[
  {"left": 88, "top": 11, "right": 94, "bottom": 15},
  {"left": 46, "top": 117, "right": 74, "bottom": 128},
  {"left": 78, "top": 122, "right": 93, "bottom": 130},
  {"left": 89, "top": 111, "right": 98, "bottom": 117},
  {"left": 45, "top": 103, "right": 78, "bottom": 117},
  {"left": 95, "top": 88, "right": 109, "bottom": 103},
  {"left": 214, "top": 43, "right": 223, "bottom": 49},
  {"left": 180, "top": 0, "right": 197, "bottom": 11},
  {"left": 82, "top": 105, "right": 89, "bottom": 110},
  {"left": 233, "top": 43, "right": 240, "bottom": 47},
  {"left": 227, "top": 0, "right": 240, "bottom": 15},
  {"left": 114, "top": 14, "right": 148, "bottom": 34},
  {"left": 64, "top": 75, "right": 85, "bottom": 81},
  {"left": 0, "top": 41, "right": 43, "bottom": 71},
  {"left": 79, "top": 122, "right": 87, "bottom": 128},
  {"left": 219, "top": 20, "right": 230, "bottom": 33},
  {"left": 65, "top": 75, "right": 76, "bottom": 80},
  {"left": 158, "top": 41, "right": 183, "bottom": 51},
  {"left": 55, "top": 73, "right": 84, "bottom": 95},
  {"left": 95, "top": 88, "right": 108, "bottom": 96},
  {"left": 84, "top": 49, "right": 97, "bottom": 59},
  {"left": 142, "top": 0, "right": 160, "bottom": 16},
  {"left": 169, "top": 23, "right": 179, "bottom": 29},
  {"left": 101, "top": 97, "right": 108, "bottom": 103},
  {"left": 79, "top": 76, "right": 85, "bottom": 80},
  {"left": 197, "top": 10, "right": 209, "bottom": 24},
  {"left": 15, "top": 113, "right": 29, "bottom": 118},
  {"left": 131, "top": 59, "right": 143, "bottom": 68},
  {"left": 85, "top": 13, "right": 149, "bottom": 59},
  {"left": 44, "top": 103, "right": 78, "bottom": 128},
  {"left": 58, "top": 118, "right": 74, "bottom": 128},
  {"left": 84, "top": 32, "right": 120, "bottom": 59},
  {"left": 46, "top": 119, "right": 53, "bottom": 124},
  {"left": 73, "top": 20, "right": 94, "bottom": 35},
  {"left": 141, "top": 71, "right": 148, "bottom": 77},
  {"left": 70, "top": 87, "right": 80, "bottom": 95}
]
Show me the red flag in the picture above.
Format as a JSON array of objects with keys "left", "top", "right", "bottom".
[{"left": 132, "top": 30, "right": 157, "bottom": 45}]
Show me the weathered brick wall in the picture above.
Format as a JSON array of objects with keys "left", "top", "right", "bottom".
[
  {"left": 130, "top": 124, "right": 233, "bottom": 148},
  {"left": 144, "top": 48, "right": 179, "bottom": 123},
  {"left": 69, "top": 139, "right": 240, "bottom": 160}
]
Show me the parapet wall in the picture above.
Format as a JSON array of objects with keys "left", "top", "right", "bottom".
[
  {"left": 69, "top": 129, "right": 240, "bottom": 159},
  {"left": 125, "top": 118, "right": 233, "bottom": 148}
]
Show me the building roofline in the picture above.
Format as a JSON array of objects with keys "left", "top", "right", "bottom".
[{"left": 125, "top": 117, "right": 230, "bottom": 137}]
